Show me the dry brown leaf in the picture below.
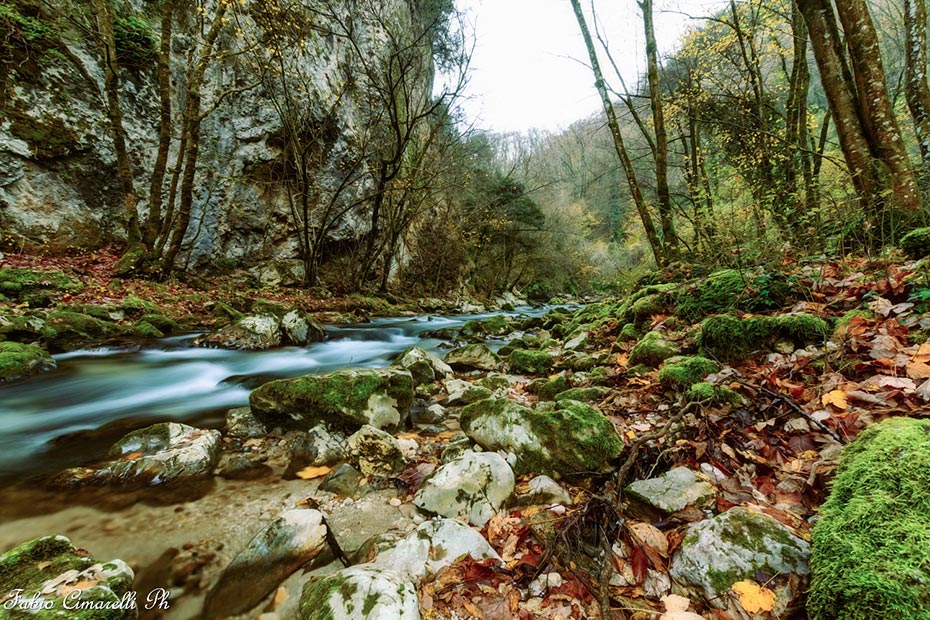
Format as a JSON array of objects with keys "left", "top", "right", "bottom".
[
  {"left": 731, "top": 580, "right": 776, "bottom": 613},
  {"left": 295, "top": 465, "right": 332, "bottom": 480},
  {"left": 60, "top": 579, "right": 100, "bottom": 597},
  {"left": 821, "top": 390, "right": 848, "bottom": 410},
  {"left": 627, "top": 521, "right": 669, "bottom": 556},
  {"left": 914, "top": 342, "right": 930, "bottom": 364},
  {"left": 906, "top": 361, "right": 930, "bottom": 380}
]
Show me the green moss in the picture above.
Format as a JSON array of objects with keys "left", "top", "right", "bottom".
[
  {"left": 833, "top": 309, "right": 876, "bottom": 337},
  {"left": 212, "top": 301, "right": 244, "bottom": 323},
  {"left": 0, "top": 536, "right": 87, "bottom": 593},
  {"left": 43, "top": 310, "right": 127, "bottom": 350},
  {"left": 138, "top": 313, "right": 180, "bottom": 334},
  {"left": 628, "top": 331, "right": 680, "bottom": 368},
  {"left": 808, "top": 417, "right": 930, "bottom": 620},
  {"left": 900, "top": 227, "right": 930, "bottom": 259},
  {"left": 508, "top": 348, "right": 553, "bottom": 375},
  {"left": 0, "top": 267, "right": 82, "bottom": 299},
  {"left": 675, "top": 269, "right": 747, "bottom": 320},
  {"left": 553, "top": 387, "right": 611, "bottom": 402},
  {"left": 121, "top": 296, "right": 158, "bottom": 316},
  {"left": 538, "top": 375, "right": 571, "bottom": 400},
  {"left": 619, "top": 322, "right": 639, "bottom": 341},
  {"left": 477, "top": 374, "right": 511, "bottom": 391},
  {"left": 658, "top": 356, "right": 719, "bottom": 389},
  {"left": 113, "top": 14, "right": 156, "bottom": 67},
  {"left": 0, "top": 341, "right": 53, "bottom": 381},
  {"left": 629, "top": 293, "right": 669, "bottom": 323},
  {"left": 700, "top": 313, "right": 829, "bottom": 360},
  {"left": 684, "top": 382, "right": 742, "bottom": 405},
  {"left": 299, "top": 572, "right": 350, "bottom": 620},
  {"left": 133, "top": 321, "right": 164, "bottom": 338}
]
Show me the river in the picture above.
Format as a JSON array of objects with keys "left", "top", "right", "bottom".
[{"left": 0, "top": 307, "right": 558, "bottom": 484}]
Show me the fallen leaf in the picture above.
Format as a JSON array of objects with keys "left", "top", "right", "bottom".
[
  {"left": 821, "top": 390, "right": 847, "bottom": 410},
  {"left": 660, "top": 594, "right": 705, "bottom": 620},
  {"left": 906, "top": 361, "right": 930, "bottom": 380},
  {"left": 731, "top": 580, "right": 776, "bottom": 613},
  {"left": 295, "top": 465, "right": 332, "bottom": 480},
  {"left": 627, "top": 521, "right": 669, "bottom": 556}
]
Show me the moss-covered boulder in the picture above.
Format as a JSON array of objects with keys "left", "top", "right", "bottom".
[
  {"left": 684, "top": 382, "right": 743, "bottom": 406},
  {"left": 347, "top": 425, "right": 406, "bottom": 477},
  {"left": 444, "top": 343, "right": 501, "bottom": 371},
  {"left": 460, "top": 398, "right": 623, "bottom": 477},
  {"left": 249, "top": 368, "right": 414, "bottom": 433},
  {"left": 195, "top": 314, "right": 282, "bottom": 350},
  {"left": 0, "top": 536, "right": 135, "bottom": 620},
  {"left": 629, "top": 331, "right": 680, "bottom": 368},
  {"left": 553, "top": 386, "right": 611, "bottom": 403},
  {"left": 55, "top": 422, "right": 221, "bottom": 487},
  {"left": 508, "top": 348, "right": 554, "bottom": 375},
  {"left": 414, "top": 451, "right": 515, "bottom": 527},
  {"left": 299, "top": 566, "right": 420, "bottom": 620},
  {"left": 537, "top": 375, "right": 571, "bottom": 400},
  {"left": 900, "top": 227, "right": 930, "bottom": 259},
  {"left": 808, "top": 417, "right": 930, "bottom": 620},
  {"left": 0, "top": 268, "right": 83, "bottom": 306},
  {"left": 43, "top": 310, "right": 129, "bottom": 351},
  {"left": 658, "top": 356, "right": 720, "bottom": 389},
  {"left": 626, "top": 467, "right": 716, "bottom": 515},
  {"left": 699, "top": 313, "right": 829, "bottom": 360},
  {"left": 390, "top": 346, "right": 452, "bottom": 386},
  {"left": 669, "top": 507, "right": 810, "bottom": 611},
  {"left": 0, "top": 342, "right": 55, "bottom": 382}
]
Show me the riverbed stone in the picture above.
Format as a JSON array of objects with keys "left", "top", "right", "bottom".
[
  {"left": 371, "top": 518, "right": 501, "bottom": 580},
  {"left": 285, "top": 426, "right": 348, "bottom": 476},
  {"left": 347, "top": 425, "right": 407, "bottom": 477},
  {"left": 0, "top": 341, "right": 56, "bottom": 382},
  {"left": 56, "top": 422, "right": 221, "bottom": 487},
  {"left": 390, "top": 346, "right": 452, "bottom": 386},
  {"left": 195, "top": 314, "right": 283, "bottom": 350},
  {"left": 553, "top": 386, "right": 611, "bottom": 402},
  {"left": 0, "top": 535, "right": 135, "bottom": 620},
  {"left": 43, "top": 310, "right": 129, "bottom": 352},
  {"left": 442, "top": 378, "right": 494, "bottom": 406},
  {"left": 249, "top": 368, "right": 414, "bottom": 433},
  {"left": 281, "top": 309, "right": 326, "bottom": 345},
  {"left": 508, "top": 348, "right": 554, "bottom": 374},
  {"left": 669, "top": 506, "right": 810, "bottom": 610},
  {"left": 225, "top": 407, "right": 267, "bottom": 439},
  {"left": 629, "top": 331, "right": 680, "bottom": 368},
  {"left": 510, "top": 475, "right": 573, "bottom": 507},
  {"left": 318, "top": 463, "right": 367, "bottom": 496},
  {"left": 460, "top": 398, "right": 624, "bottom": 477},
  {"left": 444, "top": 343, "right": 501, "bottom": 371},
  {"left": 414, "top": 451, "right": 514, "bottom": 527},
  {"left": 299, "top": 566, "right": 420, "bottom": 620},
  {"left": 626, "top": 467, "right": 716, "bottom": 515},
  {"left": 203, "top": 509, "right": 328, "bottom": 620}
]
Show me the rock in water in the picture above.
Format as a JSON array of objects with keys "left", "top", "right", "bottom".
[
  {"left": 390, "top": 346, "right": 452, "bottom": 386},
  {"left": 281, "top": 309, "right": 326, "bottom": 345},
  {"left": 299, "top": 566, "right": 420, "bottom": 620},
  {"left": 443, "top": 343, "right": 501, "bottom": 371},
  {"left": 414, "top": 452, "right": 514, "bottom": 526},
  {"left": 0, "top": 342, "right": 56, "bottom": 382},
  {"left": 203, "top": 509, "right": 328, "bottom": 620},
  {"left": 0, "top": 535, "right": 136, "bottom": 620},
  {"left": 669, "top": 507, "right": 809, "bottom": 611},
  {"left": 195, "top": 314, "right": 283, "bottom": 350},
  {"left": 460, "top": 398, "right": 623, "bottom": 477},
  {"left": 249, "top": 368, "right": 414, "bottom": 433},
  {"left": 55, "top": 422, "right": 221, "bottom": 487}
]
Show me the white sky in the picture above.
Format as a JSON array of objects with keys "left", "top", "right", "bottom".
[{"left": 455, "top": 0, "right": 729, "bottom": 134}]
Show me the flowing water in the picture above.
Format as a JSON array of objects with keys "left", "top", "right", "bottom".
[{"left": 0, "top": 307, "right": 558, "bottom": 484}]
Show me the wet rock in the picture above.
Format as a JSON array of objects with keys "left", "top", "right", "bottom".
[
  {"left": 0, "top": 341, "right": 56, "bottom": 382},
  {"left": 670, "top": 507, "right": 809, "bottom": 610},
  {"left": 284, "top": 426, "right": 347, "bottom": 476},
  {"left": 280, "top": 309, "right": 325, "bottom": 345},
  {"left": 562, "top": 331, "right": 588, "bottom": 351},
  {"left": 43, "top": 310, "right": 129, "bottom": 352},
  {"left": 510, "top": 475, "right": 573, "bottom": 507},
  {"left": 194, "top": 314, "right": 283, "bottom": 350},
  {"left": 225, "top": 407, "right": 267, "bottom": 439},
  {"left": 347, "top": 425, "right": 407, "bottom": 477},
  {"left": 414, "top": 451, "right": 514, "bottom": 527},
  {"left": 249, "top": 368, "right": 414, "bottom": 433},
  {"left": 444, "top": 343, "right": 501, "bottom": 371},
  {"left": 0, "top": 535, "right": 135, "bottom": 620},
  {"left": 56, "top": 422, "right": 221, "bottom": 487},
  {"left": 442, "top": 378, "right": 493, "bottom": 406},
  {"left": 460, "top": 398, "right": 623, "bottom": 477},
  {"left": 626, "top": 467, "right": 716, "bottom": 515},
  {"left": 299, "top": 566, "right": 419, "bottom": 620},
  {"left": 371, "top": 518, "right": 501, "bottom": 580},
  {"left": 318, "top": 463, "right": 367, "bottom": 496},
  {"left": 390, "top": 346, "right": 452, "bottom": 386},
  {"left": 204, "top": 509, "right": 328, "bottom": 620},
  {"left": 216, "top": 454, "right": 272, "bottom": 480}
]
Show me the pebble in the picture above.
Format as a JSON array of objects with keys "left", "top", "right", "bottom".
[{"left": 389, "top": 498, "right": 402, "bottom": 507}]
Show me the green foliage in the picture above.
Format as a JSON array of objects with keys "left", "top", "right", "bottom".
[
  {"left": 699, "top": 313, "right": 829, "bottom": 360},
  {"left": 657, "top": 356, "right": 719, "bottom": 389},
  {"left": 808, "top": 417, "right": 930, "bottom": 620},
  {"left": 112, "top": 14, "right": 156, "bottom": 67},
  {"left": 900, "top": 227, "right": 930, "bottom": 259}
]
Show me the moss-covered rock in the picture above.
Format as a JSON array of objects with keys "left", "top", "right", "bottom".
[
  {"left": 460, "top": 398, "right": 623, "bottom": 477},
  {"left": 0, "top": 268, "right": 83, "bottom": 303},
  {"left": 808, "top": 417, "right": 930, "bottom": 620},
  {"left": 249, "top": 368, "right": 414, "bottom": 433},
  {"left": 43, "top": 310, "right": 129, "bottom": 351},
  {"left": 390, "top": 347, "right": 452, "bottom": 386},
  {"left": 619, "top": 322, "right": 639, "bottom": 341},
  {"left": 0, "top": 535, "right": 135, "bottom": 620},
  {"left": 658, "top": 356, "right": 720, "bottom": 389},
  {"left": 444, "top": 343, "right": 501, "bottom": 371},
  {"left": 0, "top": 341, "right": 55, "bottom": 382},
  {"left": 629, "top": 331, "right": 680, "bottom": 368},
  {"left": 537, "top": 375, "right": 571, "bottom": 400},
  {"left": 553, "top": 386, "right": 611, "bottom": 403},
  {"left": 675, "top": 269, "right": 747, "bottom": 320},
  {"left": 684, "top": 381, "right": 743, "bottom": 406},
  {"left": 299, "top": 566, "right": 419, "bottom": 620},
  {"left": 900, "top": 227, "right": 930, "bottom": 259},
  {"left": 508, "top": 348, "right": 554, "bottom": 375},
  {"left": 138, "top": 312, "right": 182, "bottom": 334},
  {"left": 699, "top": 313, "right": 829, "bottom": 360},
  {"left": 133, "top": 321, "right": 164, "bottom": 338}
]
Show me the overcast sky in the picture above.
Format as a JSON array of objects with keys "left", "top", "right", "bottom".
[{"left": 454, "top": 0, "right": 729, "bottom": 134}]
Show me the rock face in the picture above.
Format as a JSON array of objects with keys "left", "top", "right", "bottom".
[
  {"left": 249, "top": 368, "right": 414, "bottom": 433},
  {"left": 669, "top": 507, "right": 810, "bottom": 610},
  {"left": 626, "top": 467, "right": 716, "bottom": 515},
  {"left": 0, "top": 0, "right": 431, "bottom": 270},
  {"left": 460, "top": 398, "right": 624, "bottom": 477},
  {"left": 203, "top": 509, "right": 328, "bottom": 620},
  {"left": 414, "top": 451, "right": 515, "bottom": 526},
  {"left": 0, "top": 535, "right": 136, "bottom": 620},
  {"left": 56, "top": 422, "right": 221, "bottom": 487},
  {"left": 299, "top": 566, "right": 420, "bottom": 620}
]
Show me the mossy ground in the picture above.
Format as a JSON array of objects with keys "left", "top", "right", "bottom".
[
  {"left": 629, "top": 331, "right": 680, "bottom": 368},
  {"left": 699, "top": 313, "right": 829, "bottom": 360},
  {"left": 684, "top": 381, "right": 742, "bottom": 405},
  {"left": 657, "top": 356, "right": 719, "bottom": 389},
  {"left": 808, "top": 417, "right": 930, "bottom": 620},
  {"left": 508, "top": 348, "right": 553, "bottom": 374}
]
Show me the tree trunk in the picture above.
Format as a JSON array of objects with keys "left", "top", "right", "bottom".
[
  {"left": 904, "top": 0, "right": 930, "bottom": 180},
  {"left": 640, "top": 0, "right": 678, "bottom": 261},
  {"left": 569, "top": 0, "right": 665, "bottom": 266}
]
